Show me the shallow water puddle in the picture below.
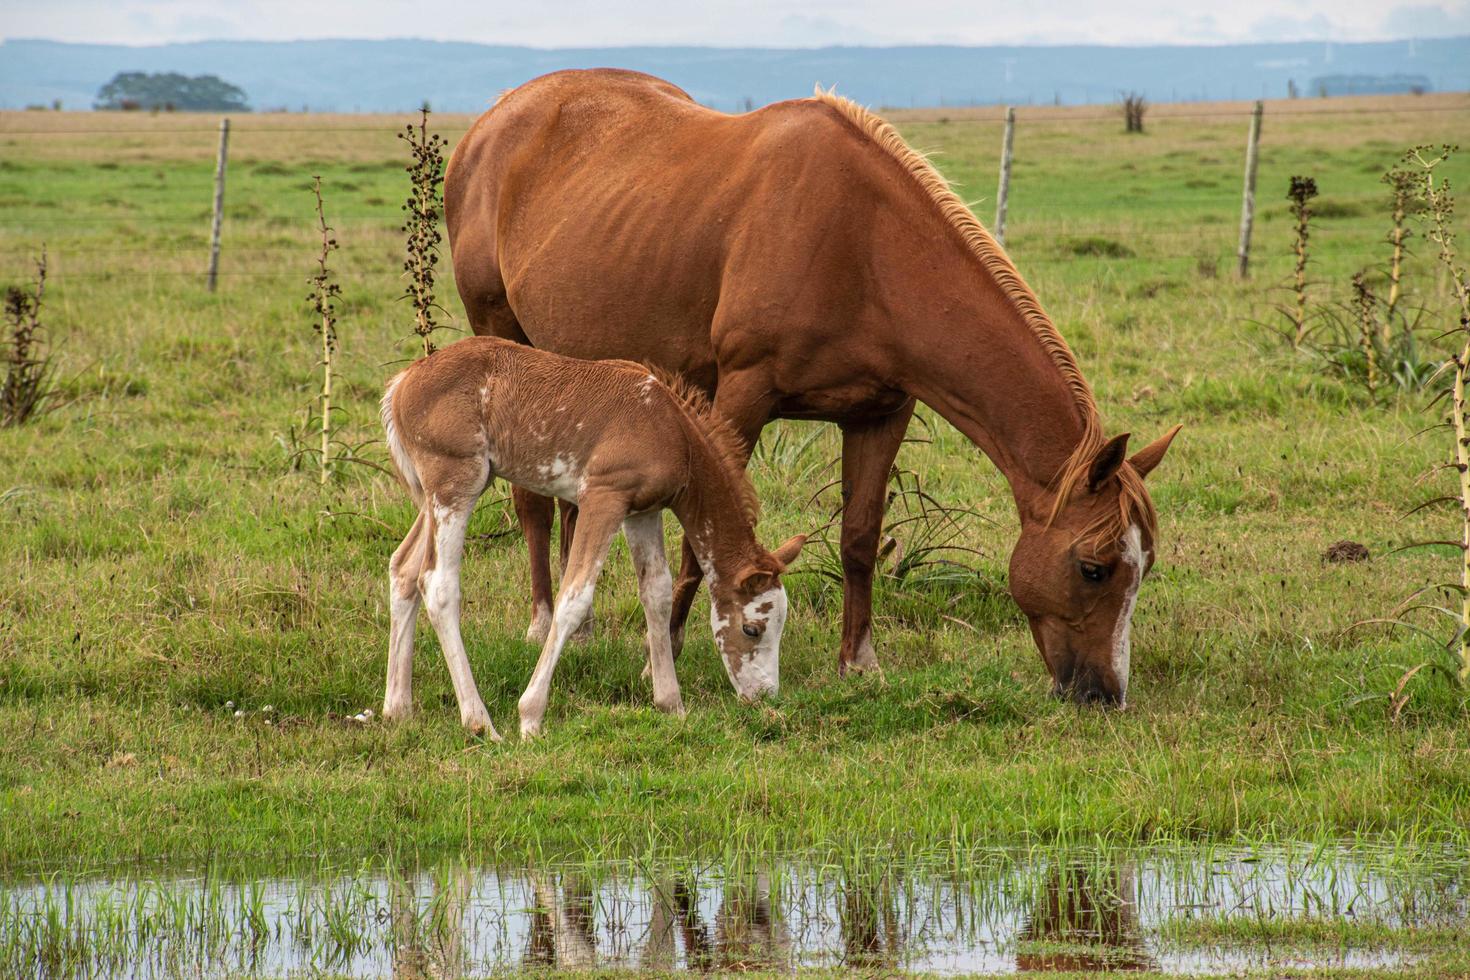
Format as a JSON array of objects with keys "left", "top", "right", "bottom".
[{"left": 2, "top": 845, "right": 1465, "bottom": 976}]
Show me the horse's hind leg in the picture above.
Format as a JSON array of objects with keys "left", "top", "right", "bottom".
[
  {"left": 419, "top": 478, "right": 499, "bottom": 738},
  {"left": 513, "top": 487, "right": 556, "bottom": 642},
  {"left": 384, "top": 511, "right": 429, "bottom": 721}
]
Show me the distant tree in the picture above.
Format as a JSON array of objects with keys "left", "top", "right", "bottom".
[
  {"left": 95, "top": 72, "right": 251, "bottom": 112},
  {"left": 1119, "top": 91, "right": 1147, "bottom": 133}
]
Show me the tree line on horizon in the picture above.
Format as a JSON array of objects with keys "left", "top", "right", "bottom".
[{"left": 95, "top": 71, "right": 250, "bottom": 112}]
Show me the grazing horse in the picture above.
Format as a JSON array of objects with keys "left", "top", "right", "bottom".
[
  {"left": 445, "top": 69, "right": 1180, "bottom": 706},
  {"left": 380, "top": 337, "right": 806, "bottom": 738}
]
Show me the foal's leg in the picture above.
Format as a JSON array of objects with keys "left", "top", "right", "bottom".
[
  {"left": 623, "top": 510, "right": 683, "bottom": 717},
  {"left": 512, "top": 487, "right": 556, "bottom": 643},
  {"left": 836, "top": 401, "right": 914, "bottom": 676},
  {"left": 420, "top": 494, "right": 499, "bottom": 738},
  {"left": 558, "top": 500, "right": 595, "bottom": 641},
  {"left": 517, "top": 494, "right": 626, "bottom": 738},
  {"left": 383, "top": 511, "right": 430, "bottom": 721}
]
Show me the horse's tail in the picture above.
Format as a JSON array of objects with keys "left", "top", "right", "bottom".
[{"left": 381, "top": 372, "right": 424, "bottom": 508}]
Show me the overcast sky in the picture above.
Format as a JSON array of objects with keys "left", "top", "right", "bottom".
[{"left": 4, "top": 0, "right": 1469, "bottom": 47}]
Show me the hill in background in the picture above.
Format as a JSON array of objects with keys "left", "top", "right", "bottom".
[{"left": 1, "top": 36, "right": 1467, "bottom": 113}]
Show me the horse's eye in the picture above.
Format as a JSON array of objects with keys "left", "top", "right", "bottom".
[
  {"left": 1079, "top": 561, "right": 1108, "bottom": 583},
  {"left": 742, "top": 623, "right": 762, "bottom": 638}
]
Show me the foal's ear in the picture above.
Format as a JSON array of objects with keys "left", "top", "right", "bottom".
[
  {"left": 1088, "top": 433, "right": 1131, "bottom": 491},
  {"left": 770, "top": 534, "right": 807, "bottom": 568},
  {"left": 1129, "top": 423, "right": 1183, "bottom": 479},
  {"left": 735, "top": 564, "right": 780, "bottom": 596}
]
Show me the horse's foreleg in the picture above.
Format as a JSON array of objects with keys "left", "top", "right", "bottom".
[
  {"left": 837, "top": 401, "right": 915, "bottom": 676},
  {"left": 666, "top": 376, "right": 772, "bottom": 660},
  {"left": 513, "top": 486, "right": 556, "bottom": 643},
  {"left": 518, "top": 493, "right": 626, "bottom": 738}
]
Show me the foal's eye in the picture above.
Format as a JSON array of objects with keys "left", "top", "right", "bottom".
[
  {"left": 742, "top": 623, "right": 762, "bottom": 638},
  {"left": 1079, "top": 561, "right": 1108, "bottom": 583}
]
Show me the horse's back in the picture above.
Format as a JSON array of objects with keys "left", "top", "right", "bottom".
[{"left": 446, "top": 70, "right": 878, "bottom": 386}]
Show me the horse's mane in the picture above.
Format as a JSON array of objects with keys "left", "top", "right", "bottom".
[
  {"left": 809, "top": 87, "right": 1155, "bottom": 542},
  {"left": 647, "top": 367, "right": 761, "bottom": 526}
]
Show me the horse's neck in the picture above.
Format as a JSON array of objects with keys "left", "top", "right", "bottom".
[
  {"left": 669, "top": 430, "right": 758, "bottom": 580},
  {"left": 880, "top": 254, "right": 1092, "bottom": 515}
]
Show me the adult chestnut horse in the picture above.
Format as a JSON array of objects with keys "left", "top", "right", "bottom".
[{"left": 445, "top": 69, "right": 1180, "bottom": 705}]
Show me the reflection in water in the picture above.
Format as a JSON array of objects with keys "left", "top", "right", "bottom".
[
  {"left": 525, "top": 872, "right": 596, "bottom": 970},
  {"left": 1, "top": 846, "right": 1463, "bottom": 977},
  {"left": 839, "top": 873, "right": 902, "bottom": 970},
  {"left": 1016, "top": 862, "right": 1153, "bottom": 972}
]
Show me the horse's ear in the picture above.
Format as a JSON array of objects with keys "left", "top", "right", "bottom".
[
  {"left": 1088, "top": 433, "right": 1130, "bottom": 491},
  {"left": 1129, "top": 424, "right": 1182, "bottom": 479}
]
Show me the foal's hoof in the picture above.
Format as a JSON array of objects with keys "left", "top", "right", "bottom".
[
  {"left": 519, "top": 719, "right": 543, "bottom": 740},
  {"left": 462, "top": 706, "right": 501, "bottom": 741},
  {"left": 654, "top": 696, "right": 686, "bottom": 718}
]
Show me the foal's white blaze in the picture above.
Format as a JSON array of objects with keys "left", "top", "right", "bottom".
[
  {"left": 712, "top": 586, "right": 785, "bottom": 701},
  {"left": 1112, "top": 523, "right": 1145, "bottom": 706}
]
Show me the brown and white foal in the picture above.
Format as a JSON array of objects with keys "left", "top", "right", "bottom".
[{"left": 380, "top": 337, "right": 806, "bottom": 739}]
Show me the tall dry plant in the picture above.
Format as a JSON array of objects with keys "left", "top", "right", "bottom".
[
  {"left": 2, "top": 248, "right": 56, "bottom": 428},
  {"left": 1287, "top": 175, "right": 1319, "bottom": 347},
  {"left": 308, "top": 176, "right": 341, "bottom": 485},
  {"left": 399, "top": 108, "right": 447, "bottom": 356},
  {"left": 1351, "top": 272, "right": 1380, "bottom": 394},
  {"left": 1410, "top": 145, "right": 1470, "bottom": 680},
  {"left": 1382, "top": 165, "right": 1417, "bottom": 319},
  {"left": 1363, "top": 145, "right": 1470, "bottom": 696}
]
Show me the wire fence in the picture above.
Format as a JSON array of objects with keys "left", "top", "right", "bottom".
[{"left": 1, "top": 100, "right": 1465, "bottom": 285}]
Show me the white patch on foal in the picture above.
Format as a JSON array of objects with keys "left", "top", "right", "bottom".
[
  {"left": 532, "top": 453, "right": 584, "bottom": 502},
  {"left": 1112, "top": 523, "right": 1145, "bottom": 706}
]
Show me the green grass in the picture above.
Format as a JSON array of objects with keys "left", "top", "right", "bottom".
[{"left": 2, "top": 98, "right": 1470, "bottom": 878}]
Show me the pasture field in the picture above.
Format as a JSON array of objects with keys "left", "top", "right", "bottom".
[{"left": 3, "top": 91, "right": 1470, "bottom": 951}]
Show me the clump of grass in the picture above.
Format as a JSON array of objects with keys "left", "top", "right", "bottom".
[
  {"left": 399, "top": 107, "right": 448, "bottom": 356},
  {"left": 1288, "top": 175, "right": 1319, "bottom": 348},
  {"left": 1067, "top": 235, "right": 1135, "bottom": 259},
  {"left": 1, "top": 247, "right": 57, "bottom": 428}
]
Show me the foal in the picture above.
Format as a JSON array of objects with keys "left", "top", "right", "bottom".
[{"left": 380, "top": 337, "right": 806, "bottom": 739}]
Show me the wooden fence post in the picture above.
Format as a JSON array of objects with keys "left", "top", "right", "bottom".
[
  {"left": 994, "top": 106, "right": 1015, "bottom": 248},
  {"left": 1236, "top": 101, "right": 1263, "bottom": 279},
  {"left": 207, "top": 117, "right": 229, "bottom": 292}
]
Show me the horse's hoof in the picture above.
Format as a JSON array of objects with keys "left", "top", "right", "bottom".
[
  {"left": 525, "top": 605, "right": 552, "bottom": 644},
  {"left": 839, "top": 636, "right": 885, "bottom": 678}
]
